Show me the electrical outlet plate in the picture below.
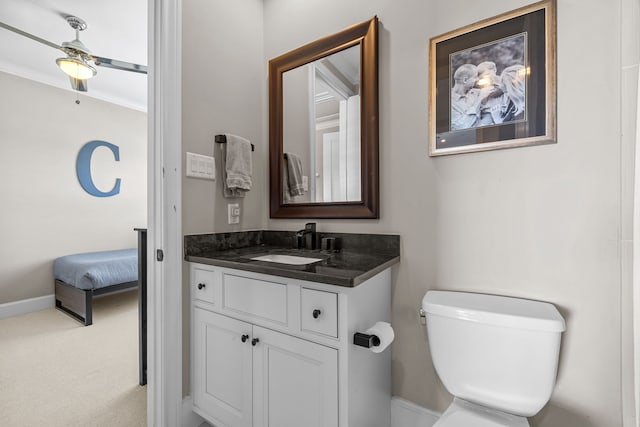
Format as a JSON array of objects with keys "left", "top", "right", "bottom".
[{"left": 228, "top": 203, "right": 240, "bottom": 224}]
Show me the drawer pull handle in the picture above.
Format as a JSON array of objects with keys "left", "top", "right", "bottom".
[
  {"left": 197, "top": 283, "right": 206, "bottom": 290},
  {"left": 312, "top": 309, "right": 322, "bottom": 319},
  {"left": 241, "top": 334, "right": 249, "bottom": 343},
  {"left": 251, "top": 338, "right": 260, "bottom": 346}
]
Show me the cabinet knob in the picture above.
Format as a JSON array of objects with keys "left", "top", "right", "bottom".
[
  {"left": 312, "top": 309, "right": 322, "bottom": 319},
  {"left": 241, "top": 334, "right": 249, "bottom": 343},
  {"left": 251, "top": 338, "right": 260, "bottom": 346},
  {"left": 197, "top": 283, "right": 206, "bottom": 290}
]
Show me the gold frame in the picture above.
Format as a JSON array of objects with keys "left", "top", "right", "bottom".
[{"left": 428, "top": 0, "right": 556, "bottom": 156}]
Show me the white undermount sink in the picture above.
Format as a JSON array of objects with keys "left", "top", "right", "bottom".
[{"left": 250, "top": 254, "right": 323, "bottom": 265}]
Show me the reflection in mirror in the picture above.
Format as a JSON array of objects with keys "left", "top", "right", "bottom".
[
  {"left": 283, "top": 45, "right": 361, "bottom": 204},
  {"left": 269, "top": 16, "right": 378, "bottom": 219}
]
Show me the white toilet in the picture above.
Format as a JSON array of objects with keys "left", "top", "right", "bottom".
[{"left": 422, "top": 291, "right": 566, "bottom": 427}]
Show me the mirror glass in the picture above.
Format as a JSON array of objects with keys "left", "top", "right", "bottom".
[
  {"left": 269, "top": 17, "right": 378, "bottom": 218},
  {"left": 282, "top": 45, "right": 361, "bottom": 204}
]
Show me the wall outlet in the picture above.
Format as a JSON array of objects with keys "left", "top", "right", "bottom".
[{"left": 228, "top": 203, "right": 240, "bottom": 224}]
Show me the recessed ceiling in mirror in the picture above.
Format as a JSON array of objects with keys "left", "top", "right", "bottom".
[{"left": 282, "top": 45, "right": 361, "bottom": 204}]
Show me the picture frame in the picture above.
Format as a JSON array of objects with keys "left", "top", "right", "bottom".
[{"left": 428, "top": 0, "right": 556, "bottom": 156}]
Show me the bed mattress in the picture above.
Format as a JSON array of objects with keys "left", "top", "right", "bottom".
[{"left": 53, "top": 248, "right": 138, "bottom": 291}]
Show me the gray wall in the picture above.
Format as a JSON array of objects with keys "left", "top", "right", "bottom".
[
  {"left": 620, "top": 0, "right": 638, "bottom": 424},
  {"left": 282, "top": 65, "right": 312, "bottom": 203},
  {"left": 0, "top": 71, "right": 147, "bottom": 304},
  {"left": 181, "top": 0, "right": 265, "bottom": 236},
  {"left": 182, "top": 1, "right": 636, "bottom": 425},
  {"left": 181, "top": 0, "right": 265, "bottom": 393}
]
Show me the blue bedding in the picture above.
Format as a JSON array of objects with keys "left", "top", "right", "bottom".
[{"left": 53, "top": 248, "right": 138, "bottom": 291}]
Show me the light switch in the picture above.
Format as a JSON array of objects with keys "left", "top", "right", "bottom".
[{"left": 186, "top": 152, "right": 215, "bottom": 180}]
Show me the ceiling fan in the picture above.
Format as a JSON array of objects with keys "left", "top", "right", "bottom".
[{"left": 0, "top": 15, "right": 147, "bottom": 92}]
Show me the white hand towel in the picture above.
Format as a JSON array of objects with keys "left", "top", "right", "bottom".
[
  {"left": 224, "top": 134, "right": 252, "bottom": 197},
  {"left": 221, "top": 143, "right": 245, "bottom": 198}
]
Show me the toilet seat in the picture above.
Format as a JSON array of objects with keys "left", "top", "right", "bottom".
[{"left": 434, "top": 398, "right": 530, "bottom": 427}]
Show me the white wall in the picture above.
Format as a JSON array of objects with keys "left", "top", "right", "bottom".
[
  {"left": 0, "top": 71, "right": 147, "bottom": 304},
  {"left": 181, "top": 1, "right": 633, "bottom": 425}
]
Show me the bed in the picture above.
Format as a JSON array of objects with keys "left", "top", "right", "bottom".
[{"left": 53, "top": 248, "right": 138, "bottom": 326}]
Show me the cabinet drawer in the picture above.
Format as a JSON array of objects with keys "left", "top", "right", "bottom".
[
  {"left": 222, "top": 273, "right": 288, "bottom": 325},
  {"left": 300, "top": 288, "right": 338, "bottom": 338},
  {"left": 193, "top": 267, "right": 216, "bottom": 303}
]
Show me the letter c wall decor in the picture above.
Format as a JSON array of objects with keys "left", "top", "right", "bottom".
[{"left": 76, "top": 140, "right": 121, "bottom": 197}]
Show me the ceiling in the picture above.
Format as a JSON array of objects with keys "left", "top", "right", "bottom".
[{"left": 0, "top": 0, "right": 147, "bottom": 111}]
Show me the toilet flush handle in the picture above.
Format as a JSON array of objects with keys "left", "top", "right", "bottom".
[{"left": 419, "top": 308, "right": 426, "bottom": 326}]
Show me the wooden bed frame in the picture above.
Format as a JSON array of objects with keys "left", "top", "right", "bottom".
[{"left": 54, "top": 279, "right": 138, "bottom": 326}]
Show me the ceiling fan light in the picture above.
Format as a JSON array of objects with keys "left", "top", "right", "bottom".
[{"left": 56, "top": 57, "right": 96, "bottom": 80}]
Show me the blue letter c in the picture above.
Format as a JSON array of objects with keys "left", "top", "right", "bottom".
[{"left": 76, "top": 140, "right": 121, "bottom": 197}]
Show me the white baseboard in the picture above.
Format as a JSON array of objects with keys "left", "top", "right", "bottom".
[
  {"left": 0, "top": 294, "right": 55, "bottom": 320},
  {"left": 391, "top": 396, "right": 441, "bottom": 427},
  {"left": 182, "top": 396, "right": 206, "bottom": 427},
  {"left": 183, "top": 394, "right": 438, "bottom": 427}
]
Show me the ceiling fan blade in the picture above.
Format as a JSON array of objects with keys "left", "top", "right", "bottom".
[
  {"left": 69, "top": 77, "right": 88, "bottom": 92},
  {"left": 92, "top": 56, "right": 147, "bottom": 74},
  {"left": 0, "top": 21, "right": 62, "bottom": 51}
]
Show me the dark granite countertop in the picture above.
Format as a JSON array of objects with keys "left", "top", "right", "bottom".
[{"left": 184, "top": 230, "right": 400, "bottom": 287}]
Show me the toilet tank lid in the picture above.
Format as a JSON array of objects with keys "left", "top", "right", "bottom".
[{"left": 422, "top": 291, "right": 566, "bottom": 332}]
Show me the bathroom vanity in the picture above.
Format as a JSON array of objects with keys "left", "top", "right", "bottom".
[{"left": 185, "top": 230, "right": 399, "bottom": 427}]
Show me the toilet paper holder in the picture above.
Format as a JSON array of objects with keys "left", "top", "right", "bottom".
[{"left": 353, "top": 332, "right": 381, "bottom": 348}]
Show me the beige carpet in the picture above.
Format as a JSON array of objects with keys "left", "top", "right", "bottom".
[{"left": 0, "top": 290, "right": 147, "bottom": 427}]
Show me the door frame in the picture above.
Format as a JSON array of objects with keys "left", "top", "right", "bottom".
[{"left": 148, "top": 0, "right": 183, "bottom": 425}]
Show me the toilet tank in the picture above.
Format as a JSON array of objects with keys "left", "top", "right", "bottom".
[{"left": 422, "top": 291, "right": 565, "bottom": 417}]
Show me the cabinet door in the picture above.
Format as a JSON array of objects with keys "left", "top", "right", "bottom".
[
  {"left": 252, "top": 326, "right": 338, "bottom": 427},
  {"left": 193, "top": 309, "right": 253, "bottom": 427}
]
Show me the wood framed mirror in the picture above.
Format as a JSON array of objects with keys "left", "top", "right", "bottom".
[{"left": 269, "top": 17, "right": 379, "bottom": 219}]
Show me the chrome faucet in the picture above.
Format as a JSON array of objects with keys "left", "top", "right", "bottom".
[{"left": 296, "top": 222, "right": 316, "bottom": 250}]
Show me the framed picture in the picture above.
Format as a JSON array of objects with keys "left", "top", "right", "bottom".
[{"left": 428, "top": 0, "right": 556, "bottom": 156}]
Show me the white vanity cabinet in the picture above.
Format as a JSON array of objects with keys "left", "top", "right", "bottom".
[
  {"left": 193, "top": 309, "right": 338, "bottom": 427},
  {"left": 190, "top": 262, "right": 392, "bottom": 427},
  {"left": 193, "top": 309, "right": 252, "bottom": 427}
]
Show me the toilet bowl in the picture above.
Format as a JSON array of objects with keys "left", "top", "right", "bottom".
[{"left": 422, "top": 291, "right": 565, "bottom": 426}]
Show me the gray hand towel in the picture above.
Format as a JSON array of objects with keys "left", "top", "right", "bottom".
[
  {"left": 221, "top": 134, "right": 252, "bottom": 198},
  {"left": 284, "top": 152, "right": 305, "bottom": 197}
]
